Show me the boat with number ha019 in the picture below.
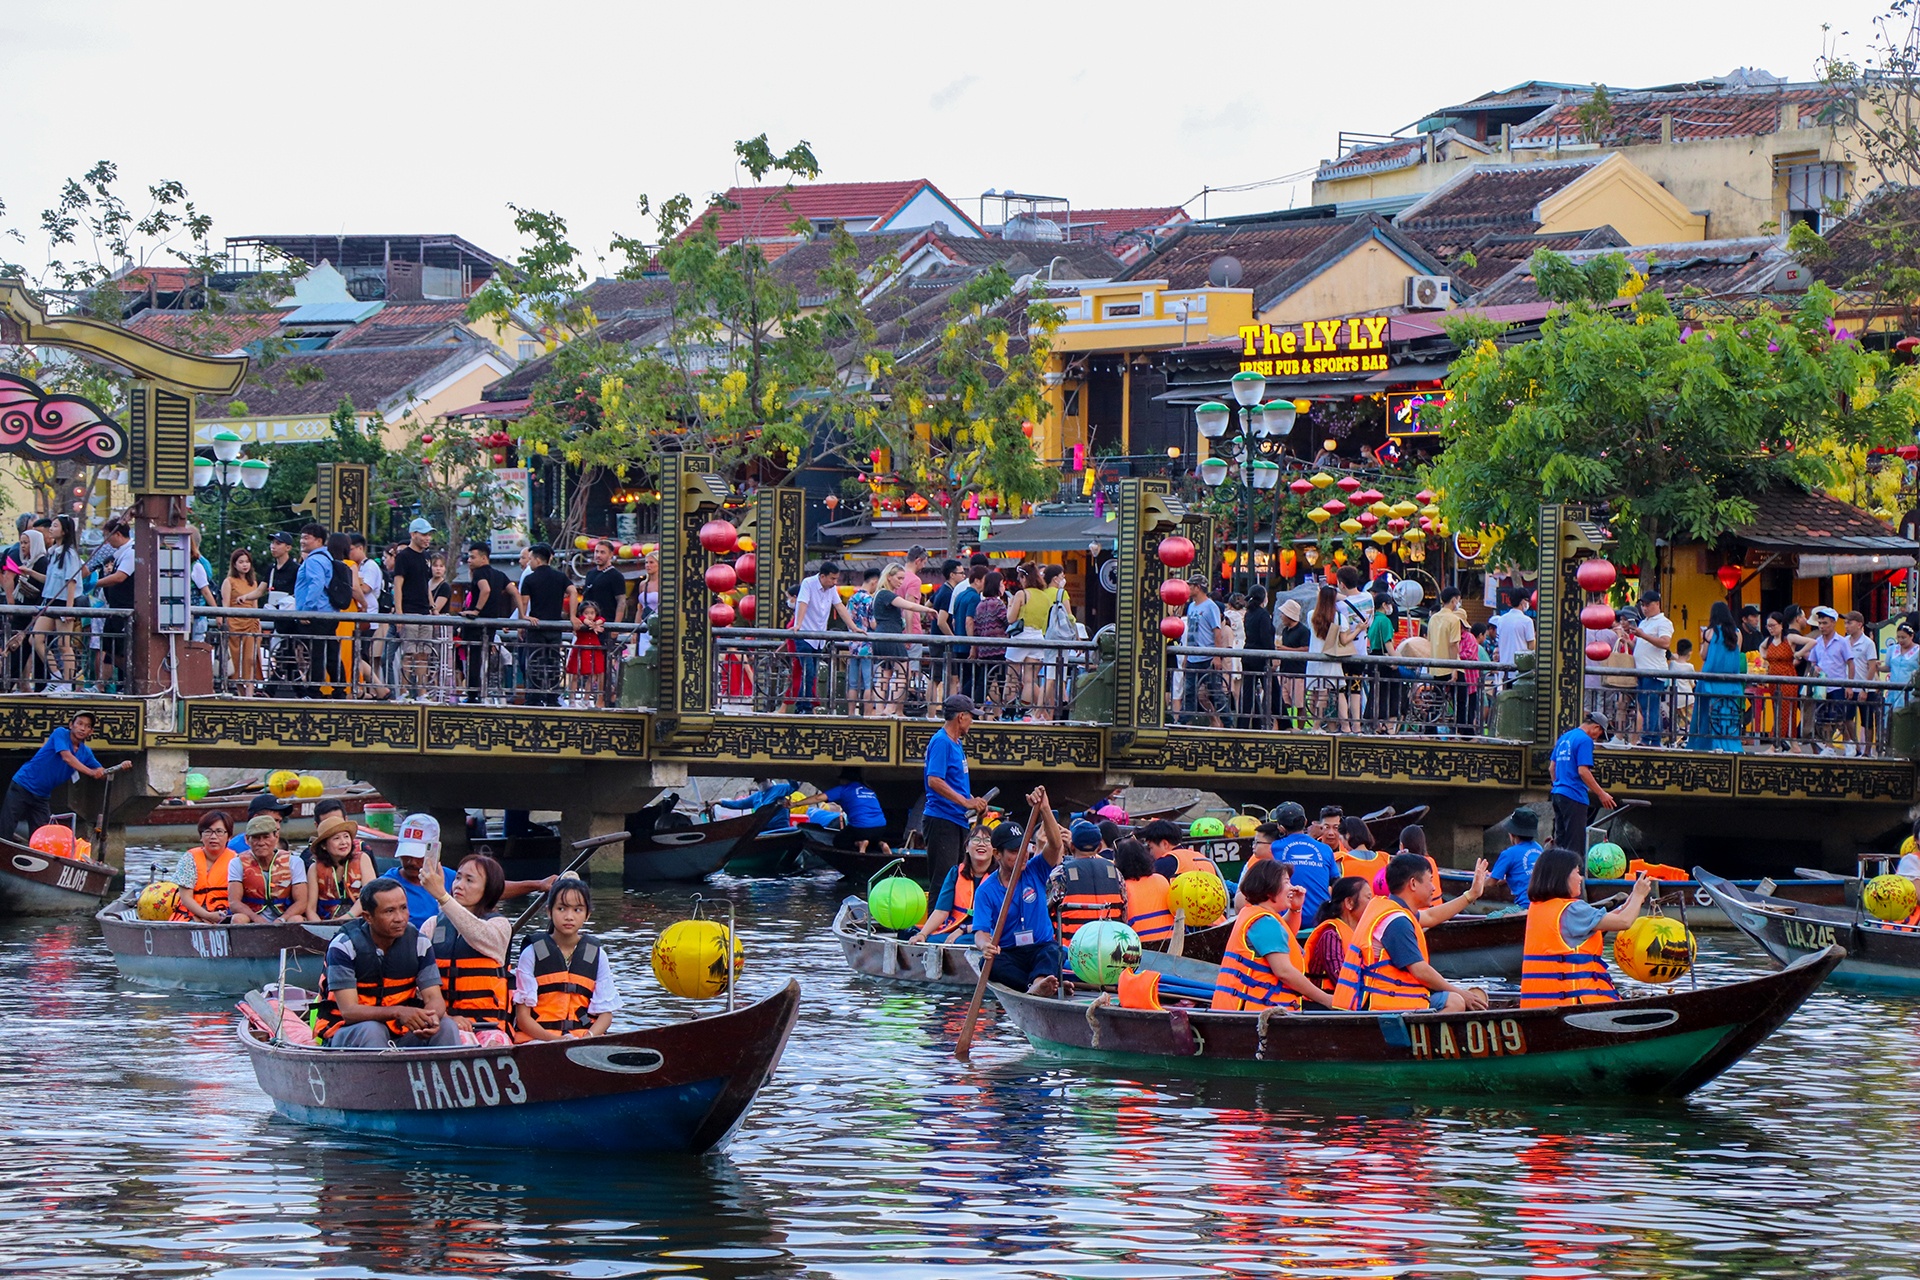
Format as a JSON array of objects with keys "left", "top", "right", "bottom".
[
  {"left": 95, "top": 888, "right": 336, "bottom": 994},
  {"left": 234, "top": 979, "right": 800, "bottom": 1154},
  {"left": 981, "top": 944, "right": 1842, "bottom": 1098},
  {"left": 1698, "top": 867, "right": 1920, "bottom": 992}
]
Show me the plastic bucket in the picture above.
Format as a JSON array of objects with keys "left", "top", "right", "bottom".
[{"left": 362, "top": 803, "right": 397, "bottom": 835}]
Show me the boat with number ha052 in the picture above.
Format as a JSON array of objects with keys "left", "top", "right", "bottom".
[
  {"left": 95, "top": 887, "right": 336, "bottom": 994},
  {"left": 980, "top": 943, "right": 1842, "bottom": 1098},
  {"left": 234, "top": 976, "right": 799, "bottom": 1154},
  {"left": 1698, "top": 867, "right": 1920, "bottom": 992}
]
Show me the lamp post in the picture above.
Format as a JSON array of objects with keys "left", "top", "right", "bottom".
[
  {"left": 1196, "top": 370, "right": 1295, "bottom": 591},
  {"left": 192, "top": 430, "right": 271, "bottom": 571}
]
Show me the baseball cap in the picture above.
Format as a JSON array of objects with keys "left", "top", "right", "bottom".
[
  {"left": 940, "top": 694, "right": 976, "bottom": 719},
  {"left": 1069, "top": 820, "right": 1102, "bottom": 852},
  {"left": 246, "top": 813, "right": 280, "bottom": 836},
  {"left": 1810, "top": 605, "right": 1839, "bottom": 621},
  {"left": 408, "top": 517, "right": 434, "bottom": 534},
  {"left": 270, "top": 530, "right": 295, "bottom": 545},
  {"left": 247, "top": 792, "right": 291, "bottom": 815},
  {"left": 1741, "top": 604, "right": 1762, "bottom": 617},
  {"left": 1274, "top": 801, "right": 1307, "bottom": 829},
  {"left": 990, "top": 820, "right": 1025, "bottom": 852},
  {"left": 1584, "top": 708, "right": 1612, "bottom": 734}
]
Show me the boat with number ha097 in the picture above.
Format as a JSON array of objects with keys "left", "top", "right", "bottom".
[
  {"left": 832, "top": 897, "right": 976, "bottom": 985},
  {"left": 95, "top": 888, "right": 336, "bottom": 994},
  {"left": 1697, "top": 867, "right": 1920, "bottom": 992},
  {"left": 980, "top": 943, "right": 1842, "bottom": 1098},
  {"left": 234, "top": 979, "right": 800, "bottom": 1154}
]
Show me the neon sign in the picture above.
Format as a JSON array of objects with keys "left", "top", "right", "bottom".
[{"left": 1237, "top": 316, "right": 1390, "bottom": 377}]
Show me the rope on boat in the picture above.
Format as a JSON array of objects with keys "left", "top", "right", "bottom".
[
  {"left": 1256, "top": 1007, "right": 1275, "bottom": 1061},
  {"left": 1085, "top": 994, "right": 1110, "bottom": 1048}
]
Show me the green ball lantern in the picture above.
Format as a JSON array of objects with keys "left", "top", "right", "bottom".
[
  {"left": 867, "top": 876, "right": 928, "bottom": 931},
  {"left": 1586, "top": 842, "right": 1627, "bottom": 881},
  {"left": 184, "top": 773, "right": 210, "bottom": 802},
  {"left": 1189, "top": 817, "right": 1226, "bottom": 840},
  {"left": 1068, "top": 920, "right": 1143, "bottom": 986}
]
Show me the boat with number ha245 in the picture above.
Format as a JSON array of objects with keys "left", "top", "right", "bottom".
[
  {"left": 981, "top": 943, "right": 1842, "bottom": 1098},
  {"left": 95, "top": 888, "right": 336, "bottom": 994},
  {"left": 1698, "top": 867, "right": 1920, "bottom": 992},
  {"left": 235, "top": 979, "right": 801, "bottom": 1154},
  {"left": 833, "top": 897, "right": 975, "bottom": 985}
]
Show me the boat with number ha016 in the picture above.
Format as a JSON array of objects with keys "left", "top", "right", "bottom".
[
  {"left": 1698, "top": 867, "right": 1920, "bottom": 992},
  {"left": 234, "top": 979, "right": 800, "bottom": 1154},
  {"left": 981, "top": 943, "right": 1842, "bottom": 1098},
  {"left": 832, "top": 897, "right": 976, "bottom": 985},
  {"left": 95, "top": 888, "right": 336, "bottom": 994}
]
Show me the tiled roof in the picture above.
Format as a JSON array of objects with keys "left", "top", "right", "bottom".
[
  {"left": 1471, "top": 235, "right": 1788, "bottom": 306},
  {"left": 123, "top": 308, "right": 285, "bottom": 354},
  {"left": 1807, "top": 185, "right": 1920, "bottom": 291},
  {"left": 768, "top": 231, "right": 919, "bottom": 303},
  {"left": 357, "top": 302, "right": 468, "bottom": 328},
  {"left": 1513, "top": 84, "right": 1845, "bottom": 145},
  {"left": 114, "top": 266, "right": 200, "bottom": 293},
  {"left": 1317, "top": 138, "right": 1428, "bottom": 182},
  {"left": 1451, "top": 227, "right": 1627, "bottom": 291},
  {"left": 1731, "top": 485, "right": 1917, "bottom": 554},
  {"left": 693, "top": 180, "right": 975, "bottom": 246},
  {"left": 328, "top": 322, "right": 470, "bottom": 349},
  {"left": 924, "top": 235, "right": 1125, "bottom": 279},
  {"left": 581, "top": 276, "right": 679, "bottom": 318},
  {"left": 1120, "top": 213, "right": 1448, "bottom": 310},
  {"left": 482, "top": 313, "right": 665, "bottom": 401},
  {"left": 1395, "top": 160, "right": 1602, "bottom": 259},
  {"left": 211, "top": 344, "right": 479, "bottom": 418},
  {"left": 329, "top": 302, "right": 475, "bottom": 350}
]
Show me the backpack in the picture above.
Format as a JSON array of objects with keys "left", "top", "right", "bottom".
[
  {"left": 1044, "top": 587, "right": 1077, "bottom": 642},
  {"left": 322, "top": 555, "right": 354, "bottom": 610}
]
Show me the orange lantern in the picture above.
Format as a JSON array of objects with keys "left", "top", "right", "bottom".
[{"left": 1278, "top": 549, "right": 1298, "bottom": 578}]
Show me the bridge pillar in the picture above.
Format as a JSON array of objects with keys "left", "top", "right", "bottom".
[
  {"left": 1534, "top": 503, "right": 1608, "bottom": 762},
  {"left": 656, "top": 452, "right": 723, "bottom": 746},
  {"left": 751, "top": 485, "right": 806, "bottom": 632},
  {"left": 559, "top": 809, "right": 631, "bottom": 884}
]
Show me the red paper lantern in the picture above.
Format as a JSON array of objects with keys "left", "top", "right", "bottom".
[
  {"left": 1159, "top": 616, "right": 1186, "bottom": 640},
  {"left": 1289, "top": 478, "right": 1315, "bottom": 498},
  {"left": 421, "top": 433, "right": 435, "bottom": 445},
  {"left": 1358, "top": 511, "right": 1378, "bottom": 529},
  {"left": 1900, "top": 444, "right": 1920, "bottom": 462},
  {"left": 1585, "top": 640, "right": 1614, "bottom": 662},
  {"left": 1336, "top": 476, "right": 1362, "bottom": 494},
  {"left": 736, "top": 594, "right": 756, "bottom": 623},
  {"left": 698, "top": 520, "right": 738, "bottom": 555},
  {"left": 1159, "top": 578, "right": 1192, "bottom": 607},
  {"left": 1415, "top": 489, "right": 1436, "bottom": 505},
  {"left": 1322, "top": 499, "right": 1347, "bottom": 516},
  {"left": 1157, "top": 536, "right": 1196, "bottom": 568},
  {"left": 1580, "top": 602, "right": 1617, "bottom": 631},
  {"left": 1575, "top": 559, "right": 1618, "bottom": 593},
  {"left": 704, "top": 563, "right": 738, "bottom": 593},
  {"left": 491, "top": 452, "right": 507, "bottom": 465},
  {"left": 1716, "top": 563, "right": 1744, "bottom": 591},
  {"left": 733, "top": 553, "right": 757, "bottom": 585},
  {"left": 708, "top": 602, "right": 736, "bottom": 627}
]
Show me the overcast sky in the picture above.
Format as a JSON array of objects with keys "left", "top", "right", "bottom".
[{"left": 0, "top": 0, "right": 1895, "bottom": 278}]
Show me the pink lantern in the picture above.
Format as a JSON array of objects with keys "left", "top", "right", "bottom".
[
  {"left": 1159, "top": 617, "right": 1186, "bottom": 640},
  {"left": 1336, "top": 476, "right": 1362, "bottom": 494},
  {"left": 1585, "top": 640, "right": 1614, "bottom": 662},
  {"left": 1159, "top": 578, "right": 1192, "bottom": 607},
  {"left": 1157, "top": 536, "right": 1197, "bottom": 568},
  {"left": 733, "top": 553, "right": 757, "bottom": 585},
  {"left": 704, "top": 563, "right": 738, "bottom": 593},
  {"left": 1358, "top": 511, "right": 1379, "bottom": 529},
  {"left": 1322, "top": 499, "right": 1347, "bottom": 516},
  {"left": 1289, "top": 478, "right": 1315, "bottom": 498},
  {"left": 1580, "top": 602, "right": 1616, "bottom": 631},
  {"left": 698, "top": 520, "right": 738, "bottom": 555},
  {"left": 709, "top": 602, "right": 736, "bottom": 627},
  {"left": 736, "top": 594, "right": 756, "bottom": 623},
  {"left": 1575, "top": 559, "right": 1618, "bottom": 593}
]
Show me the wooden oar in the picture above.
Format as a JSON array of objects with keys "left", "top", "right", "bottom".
[
  {"left": 955, "top": 800, "right": 1041, "bottom": 1062},
  {"left": 510, "top": 832, "right": 628, "bottom": 932}
]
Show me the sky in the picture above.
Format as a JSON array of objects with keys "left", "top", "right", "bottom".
[{"left": 0, "top": 0, "right": 1897, "bottom": 279}]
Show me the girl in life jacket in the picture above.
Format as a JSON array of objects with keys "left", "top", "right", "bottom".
[
  {"left": 909, "top": 820, "right": 995, "bottom": 944},
  {"left": 419, "top": 850, "right": 514, "bottom": 1047},
  {"left": 1519, "top": 846, "right": 1654, "bottom": 1009},
  {"left": 514, "top": 876, "right": 619, "bottom": 1041},
  {"left": 1302, "top": 875, "right": 1371, "bottom": 993},
  {"left": 306, "top": 815, "right": 379, "bottom": 920},
  {"left": 1114, "top": 838, "right": 1175, "bottom": 945}
]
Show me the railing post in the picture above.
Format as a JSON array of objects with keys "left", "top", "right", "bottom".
[
  {"left": 752, "top": 485, "right": 806, "bottom": 631},
  {"left": 1111, "top": 479, "right": 1180, "bottom": 758},
  {"left": 656, "top": 452, "right": 722, "bottom": 743}
]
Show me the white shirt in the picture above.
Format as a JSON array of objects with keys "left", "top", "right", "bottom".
[
  {"left": 1491, "top": 608, "right": 1536, "bottom": 664},
  {"left": 1633, "top": 612, "right": 1674, "bottom": 671},
  {"left": 358, "top": 560, "right": 384, "bottom": 614},
  {"left": 1851, "top": 633, "right": 1878, "bottom": 679},
  {"left": 1898, "top": 853, "right": 1920, "bottom": 878},
  {"left": 513, "top": 940, "right": 621, "bottom": 1014},
  {"left": 795, "top": 574, "right": 842, "bottom": 632}
]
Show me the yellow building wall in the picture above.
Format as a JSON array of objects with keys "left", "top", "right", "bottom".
[
  {"left": 1257, "top": 240, "right": 1427, "bottom": 327},
  {"left": 385, "top": 363, "right": 507, "bottom": 446},
  {"left": 1538, "top": 157, "right": 1707, "bottom": 245}
]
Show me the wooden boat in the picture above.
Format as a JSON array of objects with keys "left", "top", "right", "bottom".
[
  {"left": 831, "top": 897, "right": 976, "bottom": 985},
  {"left": 623, "top": 803, "right": 780, "bottom": 883},
  {"left": 1148, "top": 908, "right": 1524, "bottom": 978},
  {"left": 801, "top": 823, "right": 930, "bottom": 884},
  {"left": 983, "top": 944, "right": 1842, "bottom": 1097},
  {"left": 96, "top": 889, "right": 336, "bottom": 994},
  {"left": 237, "top": 979, "right": 800, "bottom": 1153},
  {"left": 0, "top": 837, "right": 118, "bottom": 915},
  {"left": 141, "top": 785, "right": 384, "bottom": 830},
  {"left": 1698, "top": 868, "right": 1920, "bottom": 992},
  {"left": 724, "top": 825, "right": 810, "bottom": 878},
  {"left": 1444, "top": 868, "right": 1848, "bottom": 928}
]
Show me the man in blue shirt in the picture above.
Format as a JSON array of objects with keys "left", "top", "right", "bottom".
[
  {"left": 716, "top": 779, "right": 797, "bottom": 828},
  {"left": 1549, "top": 711, "right": 1616, "bottom": 854},
  {"left": 924, "top": 694, "right": 987, "bottom": 887},
  {"left": 1367, "top": 854, "right": 1489, "bottom": 1013},
  {"left": 1269, "top": 801, "right": 1340, "bottom": 920},
  {"left": 823, "top": 772, "right": 889, "bottom": 854},
  {"left": 0, "top": 711, "right": 124, "bottom": 839},
  {"left": 292, "top": 522, "right": 340, "bottom": 697},
  {"left": 972, "top": 786, "right": 1066, "bottom": 994},
  {"left": 1489, "top": 807, "right": 1546, "bottom": 907}
]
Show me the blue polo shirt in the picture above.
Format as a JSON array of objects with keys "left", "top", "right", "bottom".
[
  {"left": 719, "top": 781, "right": 795, "bottom": 828},
  {"left": 10, "top": 727, "right": 100, "bottom": 798},
  {"left": 823, "top": 782, "right": 886, "bottom": 829},
  {"left": 1273, "top": 832, "right": 1339, "bottom": 919},
  {"left": 924, "top": 729, "right": 971, "bottom": 827},
  {"left": 396, "top": 866, "right": 457, "bottom": 927},
  {"left": 1490, "top": 841, "right": 1543, "bottom": 907},
  {"left": 970, "top": 854, "right": 1054, "bottom": 947},
  {"left": 1550, "top": 727, "right": 1596, "bottom": 802}
]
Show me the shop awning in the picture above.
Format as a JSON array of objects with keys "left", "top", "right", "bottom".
[
  {"left": 444, "top": 397, "right": 531, "bottom": 419},
  {"left": 1368, "top": 361, "right": 1451, "bottom": 384},
  {"left": 1154, "top": 378, "right": 1381, "bottom": 404},
  {"left": 1729, "top": 487, "right": 1920, "bottom": 558},
  {"left": 818, "top": 509, "right": 1119, "bottom": 557}
]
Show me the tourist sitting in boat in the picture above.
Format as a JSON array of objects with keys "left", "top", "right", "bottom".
[
  {"left": 228, "top": 813, "right": 310, "bottom": 923},
  {"left": 1337, "top": 816, "right": 1389, "bottom": 883},
  {"left": 1248, "top": 821, "right": 1280, "bottom": 866},
  {"left": 1115, "top": 838, "right": 1174, "bottom": 945},
  {"left": 909, "top": 819, "right": 993, "bottom": 944},
  {"left": 1334, "top": 854, "right": 1489, "bottom": 1013},
  {"left": 973, "top": 786, "right": 1067, "bottom": 996},
  {"left": 717, "top": 779, "right": 798, "bottom": 829},
  {"left": 170, "top": 811, "right": 237, "bottom": 923},
  {"left": 418, "top": 849, "right": 513, "bottom": 1045},
  {"left": 1211, "top": 858, "right": 1337, "bottom": 1011},
  {"left": 1382, "top": 826, "right": 1486, "bottom": 928},
  {"left": 226, "top": 792, "right": 291, "bottom": 853},
  {"left": 1270, "top": 802, "right": 1339, "bottom": 921},
  {"left": 314, "top": 877, "right": 462, "bottom": 1048},
  {"left": 1489, "top": 808, "right": 1546, "bottom": 906},
  {"left": 1520, "top": 846, "right": 1654, "bottom": 1008},
  {"left": 1139, "top": 820, "right": 1220, "bottom": 883},
  {"left": 0, "top": 710, "right": 125, "bottom": 841},
  {"left": 392, "top": 838, "right": 551, "bottom": 928},
  {"left": 307, "top": 814, "right": 378, "bottom": 919},
  {"left": 1302, "top": 875, "right": 1371, "bottom": 993},
  {"left": 514, "top": 875, "right": 620, "bottom": 1041},
  {"left": 1054, "top": 821, "right": 1125, "bottom": 942},
  {"left": 822, "top": 771, "right": 890, "bottom": 856}
]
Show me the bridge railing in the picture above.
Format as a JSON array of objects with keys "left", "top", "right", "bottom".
[
  {"left": 1583, "top": 662, "right": 1910, "bottom": 758},
  {"left": 0, "top": 603, "right": 138, "bottom": 694},
  {"left": 1168, "top": 643, "right": 1524, "bottom": 738},
  {"left": 712, "top": 626, "right": 1105, "bottom": 722},
  {"left": 192, "top": 606, "right": 651, "bottom": 707}
]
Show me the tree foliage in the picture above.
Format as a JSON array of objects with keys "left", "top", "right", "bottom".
[{"left": 1428, "top": 250, "right": 1912, "bottom": 576}]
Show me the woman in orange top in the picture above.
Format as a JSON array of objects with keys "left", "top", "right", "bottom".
[
  {"left": 1519, "top": 847, "right": 1652, "bottom": 1007},
  {"left": 1114, "top": 838, "right": 1175, "bottom": 945},
  {"left": 1302, "top": 874, "right": 1370, "bottom": 992},
  {"left": 1210, "top": 858, "right": 1336, "bottom": 1011},
  {"left": 1758, "top": 612, "right": 1800, "bottom": 749},
  {"left": 1337, "top": 815, "right": 1390, "bottom": 882}
]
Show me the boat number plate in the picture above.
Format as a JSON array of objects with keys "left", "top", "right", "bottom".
[
  {"left": 407, "top": 1056, "right": 528, "bottom": 1110},
  {"left": 55, "top": 864, "right": 90, "bottom": 890},
  {"left": 190, "top": 930, "right": 230, "bottom": 958},
  {"left": 1781, "top": 918, "right": 1838, "bottom": 950},
  {"left": 1408, "top": 1017, "right": 1526, "bottom": 1061}
]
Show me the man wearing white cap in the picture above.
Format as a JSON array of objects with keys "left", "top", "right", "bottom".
[{"left": 391, "top": 812, "right": 554, "bottom": 926}]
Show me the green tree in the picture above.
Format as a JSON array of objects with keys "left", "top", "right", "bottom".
[{"left": 1428, "top": 250, "right": 1912, "bottom": 577}]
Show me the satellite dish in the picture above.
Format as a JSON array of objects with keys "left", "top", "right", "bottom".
[{"left": 1208, "top": 255, "right": 1244, "bottom": 288}]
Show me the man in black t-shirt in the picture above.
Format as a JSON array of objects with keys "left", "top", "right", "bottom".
[
  {"left": 460, "top": 541, "right": 516, "bottom": 703},
  {"left": 572, "top": 539, "right": 628, "bottom": 625},
  {"left": 519, "top": 543, "right": 570, "bottom": 707},
  {"left": 392, "top": 518, "right": 436, "bottom": 699}
]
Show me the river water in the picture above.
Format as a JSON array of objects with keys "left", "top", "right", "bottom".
[{"left": 4, "top": 848, "right": 1918, "bottom": 1278}]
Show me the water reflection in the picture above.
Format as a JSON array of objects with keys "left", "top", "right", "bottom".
[{"left": 0, "top": 851, "right": 1916, "bottom": 1276}]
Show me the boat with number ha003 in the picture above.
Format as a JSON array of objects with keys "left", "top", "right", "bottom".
[
  {"left": 1698, "top": 867, "right": 1920, "bottom": 992},
  {"left": 981, "top": 944, "right": 1842, "bottom": 1098},
  {"left": 235, "top": 979, "right": 800, "bottom": 1154},
  {"left": 95, "top": 888, "right": 336, "bottom": 994},
  {"left": 832, "top": 897, "right": 976, "bottom": 985}
]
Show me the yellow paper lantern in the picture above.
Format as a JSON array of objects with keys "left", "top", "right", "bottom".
[
  {"left": 1339, "top": 518, "right": 1363, "bottom": 535},
  {"left": 1293, "top": 399, "right": 1311, "bottom": 413},
  {"left": 1403, "top": 526, "right": 1427, "bottom": 542},
  {"left": 1371, "top": 530, "right": 1394, "bottom": 545},
  {"left": 1306, "top": 508, "right": 1331, "bottom": 525},
  {"left": 295, "top": 775, "right": 325, "bottom": 799},
  {"left": 1333, "top": 550, "right": 1348, "bottom": 565},
  {"left": 1368, "top": 501, "right": 1392, "bottom": 519},
  {"left": 735, "top": 536, "right": 756, "bottom": 553},
  {"left": 1168, "top": 870, "right": 1228, "bottom": 929},
  {"left": 1419, "top": 504, "right": 1441, "bottom": 518},
  {"left": 651, "top": 919, "right": 744, "bottom": 999},
  {"left": 1309, "top": 472, "right": 1335, "bottom": 489},
  {"left": 1222, "top": 549, "right": 1237, "bottom": 565},
  {"left": 1392, "top": 500, "right": 1419, "bottom": 519}
]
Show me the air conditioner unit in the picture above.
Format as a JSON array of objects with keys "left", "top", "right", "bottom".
[{"left": 1405, "top": 274, "right": 1452, "bottom": 310}]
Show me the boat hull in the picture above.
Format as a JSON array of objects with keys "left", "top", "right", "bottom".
[
  {"left": 1445, "top": 869, "right": 1847, "bottom": 929},
  {"left": 0, "top": 842, "right": 117, "bottom": 915},
  {"left": 1699, "top": 869, "right": 1920, "bottom": 992},
  {"left": 96, "top": 892, "right": 335, "bottom": 994},
  {"left": 986, "top": 946, "right": 1840, "bottom": 1098},
  {"left": 624, "top": 804, "right": 778, "bottom": 883},
  {"left": 724, "top": 827, "right": 808, "bottom": 877},
  {"left": 832, "top": 898, "right": 975, "bottom": 985},
  {"left": 241, "top": 980, "right": 800, "bottom": 1154}
]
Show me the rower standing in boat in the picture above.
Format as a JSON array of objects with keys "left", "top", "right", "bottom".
[
  {"left": 1549, "top": 710, "right": 1617, "bottom": 854},
  {"left": 0, "top": 710, "right": 126, "bottom": 840},
  {"left": 924, "top": 695, "right": 989, "bottom": 889},
  {"left": 910, "top": 820, "right": 994, "bottom": 943},
  {"left": 972, "top": 786, "right": 1067, "bottom": 996},
  {"left": 419, "top": 849, "right": 513, "bottom": 1045},
  {"left": 1211, "top": 859, "right": 1337, "bottom": 1011},
  {"left": 1334, "top": 853, "right": 1489, "bottom": 1013},
  {"left": 1519, "top": 847, "right": 1653, "bottom": 1008},
  {"left": 514, "top": 876, "right": 620, "bottom": 1041},
  {"left": 314, "top": 878, "right": 462, "bottom": 1048}
]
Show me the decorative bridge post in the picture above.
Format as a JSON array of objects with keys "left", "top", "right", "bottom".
[
  {"left": 1533, "top": 502, "right": 1608, "bottom": 770},
  {"left": 655, "top": 452, "right": 726, "bottom": 747},
  {"left": 1109, "top": 478, "right": 1181, "bottom": 765},
  {"left": 750, "top": 485, "right": 805, "bottom": 629}
]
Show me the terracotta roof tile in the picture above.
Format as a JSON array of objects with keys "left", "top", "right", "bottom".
[
  {"left": 1514, "top": 84, "right": 1844, "bottom": 145},
  {"left": 124, "top": 309, "right": 285, "bottom": 354},
  {"left": 1808, "top": 186, "right": 1920, "bottom": 292},
  {"left": 210, "top": 345, "right": 477, "bottom": 418},
  {"left": 1395, "top": 160, "right": 1601, "bottom": 259},
  {"left": 692, "top": 180, "right": 980, "bottom": 246},
  {"left": 1451, "top": 227, "right": 1627, "bottom": 290},
  {"left": 1731, "top": 485, "right": 1916, "bottom": 553},
  {"left": 1471, "top": 236, "right": 1786, "bottom": 306},
  {"left": 1121, "top": 213, "right": 1446, "bottom": 310}
]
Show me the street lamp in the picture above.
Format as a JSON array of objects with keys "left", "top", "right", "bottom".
[
  {"left": 193, "top": 431, "right": 272, "bottom": 570},
  {"left": 1198, "top": 372, "right": 1296, "bottom": 589}
]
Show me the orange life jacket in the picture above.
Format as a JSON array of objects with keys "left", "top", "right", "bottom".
[
  {"left": 1519, "top": 898, "right": 1620, "bottom": 1008},
  {"left": 313, "top": 918, "right": 427, "bottom": 1041},
  {"left": 1124, "top": 873, "right": 1175, "bottom": 943},
  {"left": 1302, "top": 917, "right": 1353, "bottom": 992},
  {"left": 1056, "top": 856, "right": 1126, "bottom": 941},
  {"left": 1118, "top": 967, "right": 1164, "bottom": 1011},
  {"left": 1333, "top": 896, "right": 1432, "bottom": 1011},
  {"left": 1211, "top": 904, "right": 1306, "bottom": 1011},
  {"left": 1339, "top": 849, "right": 1392, "bottom": 882},
  {"left": 431, "top": 912, "right": 510, "bottom": 1032},
  {"left": 516, "top": 930, "right": 601, "bottom": 1040},
  {"left": 1170, "top": 847, "right": 1217, "bottom": 879},
  {"left": 232, "top": 849, "right": 298, "bottom": 914},
  {"left": 310, "top": 853, "right": 368, "bottom": 920},
  {"left": 928, "top": 867, "right": 980, "bottom": 940},
  {"left": 174, "top": 848, "right": 233, "bottom": 919}
]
